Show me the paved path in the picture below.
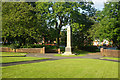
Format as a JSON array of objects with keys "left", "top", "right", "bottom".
[
  {"left": 2, "top": 53, "right": 119, "bottom": 67},
  {"left": 26, "top": 53, "right": 103, "bottom": 59}
]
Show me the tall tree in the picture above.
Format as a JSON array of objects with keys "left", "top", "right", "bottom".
[
  {"left": 48, "top": 2, "right": 96, "bottom": 47},
  {"left": 88, "top": 2, "right": 120, "bottom": 49},
  {"left": 2, "top": 2, "right": 39, "bottom": 45}
]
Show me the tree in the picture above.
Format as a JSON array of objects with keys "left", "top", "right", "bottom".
[
  {"left": 47, "top": 2, "right": 96, "bottom": 47},
  {"left": 2, "top": 2, "right": 96, "bottom": 49},
  {"left": 70, "top": 2, "right": 96, "bottom": 48},
  {"left": 2, "top": 2, "right": 40, "bottom": 46},
  {"left": 88, "top": 2, "right": 120, "bottom": 49}
]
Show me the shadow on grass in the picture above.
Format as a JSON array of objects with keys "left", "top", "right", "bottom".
[
  {"left": 1, "top": 55, "right": 26, "bottom": 57},
  {"left": 1, "top": 58, "right": 57, "bottom": 66}
]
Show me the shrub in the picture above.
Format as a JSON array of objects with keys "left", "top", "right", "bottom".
[
  {"left": 10, "top": 43, "right": 20, "bottom": 49},
  {"left": 78, "top": 46, "right": 99, "bottom": 52},
  {"left": 20, "top": 44, "right": 44, "bottom": 48},
  {"left": 59, "top": 47, "right": 65, "bottom": 52},
  {"left": 20, "top": 44, "right": 58, "bottom": 49},
  {"left": 45, "top": 45, "right": 57, "bottom": 49}
]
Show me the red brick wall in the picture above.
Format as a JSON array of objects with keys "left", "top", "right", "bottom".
[
  {"left": 0, "top": 47, "right": 61, "bottom": 54},
  {"left": 0, "top": 47, "right": 14, "bottom": 52},
  {"left": 0, "top": 47, "right": 45, "bottom": 54},
  {"left": 100, "top": 48, "right": 120, "bottom": 57}
]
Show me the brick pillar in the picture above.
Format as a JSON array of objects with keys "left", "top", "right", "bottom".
[
  {"left": 0, "top": 47, "right": 1, "bottom": 52},
  {"left": 12, "top": 49, "right": 16, "bottom": 52},
  {"left": 100, "top": 48, "right": 104, "bottom": 56},
  {"left": 118, "top": 50, "right": 120, "bottom": 58},
  {"left": 43, "top": 47, "right": 45, "bottom": 54},
  {"left": 58, "top": 48, "right": 60, "bottom": 54}
]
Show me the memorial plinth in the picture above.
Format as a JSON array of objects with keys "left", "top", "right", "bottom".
[{"left": 62, "top": 25, "right": 74, "bottom": 55}]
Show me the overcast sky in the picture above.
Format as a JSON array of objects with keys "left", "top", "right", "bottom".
[{"left": 92, "top": 0, "right": 107, "bottom": 10}]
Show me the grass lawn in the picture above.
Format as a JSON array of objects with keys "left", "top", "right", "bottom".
[
  {"left": 2, "top": 59, "right": 118, "bottom": 78},
  {"left": 2, "top": 57, "right": 49, "bottom": 63},
  {"left": 1, "top": 52, "right": 27, "bottom": 57},
  {"left": 54, "top": 54, "right": 86, "bottom": 57},
  {"left": 1, "top": 52, "right": 49, "bottom": 63},
  {"left": 100, "top": 57, "right": 120, "bottom": 61}
]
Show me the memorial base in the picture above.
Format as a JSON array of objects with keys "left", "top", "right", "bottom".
[{"left": 62, "top": 47, "right": 74, "bottom": 55}]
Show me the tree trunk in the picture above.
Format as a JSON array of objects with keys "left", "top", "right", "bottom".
[{"left": 57, "top": 29, "right": 60, "bottom": 48}]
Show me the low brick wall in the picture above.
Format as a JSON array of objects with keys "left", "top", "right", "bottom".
[
  {"left": 0, "top": 47, "right": 14, "bottom": 52},
  {"left": 88, "top": 52, "right": 100, "bottom": 55},
  {"left": 16, "top": 47, "right": 45, "bottom": 54},
  {"left": 0, "top": 47, "right": 45, "bottom": 54},
  {"left": 100, "top": 48, "right": 120, "bottom": 57}
]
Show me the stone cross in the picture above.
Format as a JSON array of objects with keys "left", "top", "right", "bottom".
[{"left": 62, "top": 25, "right": 74, "bottom": 55}]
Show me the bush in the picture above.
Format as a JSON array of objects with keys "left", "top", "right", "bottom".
[
  {"left": 10, "top": 43, "right": 20, "bottom": 49},
  {"left": 59, "top": 47, "right": 65, "bottom": 52},
  {"left": 45, "top": 45, "right": 57, "bottom": 49},
  {"left": 20, "top": 44, "right": 58, "bottom": 49},
  {"left": 78, "top": 46, "right": 100, "bottom": 52}
]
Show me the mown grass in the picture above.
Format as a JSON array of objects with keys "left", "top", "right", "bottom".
[
  {"left": 54, "top": 54, "right": 86, "bottom": 57},
  {"left": 1, "top": 52, "right": 27, "bottom": 57},
  {"left": 1, "top": 52, "right": 49, "bottom": 63},
  {"left": 2, "top": 57, "right": 49, "bottom": 63},
  {"left": 100, "top": 57, "right": 120, "bottom": 61},
  {"left": 2, "top": 59, "right": 118, "bottom": 78}
]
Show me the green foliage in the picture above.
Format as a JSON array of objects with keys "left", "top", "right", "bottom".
[
  {"left": 20, "top": 44, "right": 58, "bottom": 49},
  {"left": 47, "top": 2, "right": 96, "bottom": 47},
  {"left": 59, "top": 47, "right": 65, "bottom": 52},
  {"left": 2, "top": 2, "right": 96, "bottom": 49},
  {"left": 10, "top": 42, "right": 20, "bottom": 49},
  {"left": 88, "top": 2, "right": 120, "bottom": 49},
  {"left": 70, "top": 2, "right": 96, "bottom": 48},
  {"left": 2, "top": 2, "right": 38, "bottom": 45},
  {"left": 45, "top": 45, "right": 58, "bottom": 49},
  {"left": 78, "top": 46, "right": 99, "bottom": 52}
]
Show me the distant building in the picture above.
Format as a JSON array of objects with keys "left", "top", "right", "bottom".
[{"left": 93, "top": 39, "right": 113, "bottom": 46}]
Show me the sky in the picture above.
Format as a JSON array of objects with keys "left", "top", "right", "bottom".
[{"left": 92, "top": 0, "right": 107, "bottom": 10}]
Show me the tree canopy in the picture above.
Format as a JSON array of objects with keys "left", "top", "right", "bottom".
[
  {"left": 2, "top": 2, "right": 120, "bottom": 49},
  {"left": 88, "top": 2, "right": 120, "bottom": 49}
]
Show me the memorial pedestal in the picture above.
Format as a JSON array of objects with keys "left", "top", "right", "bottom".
[{"left": 62, "top": 25, "right": 74, "bottom": 55}]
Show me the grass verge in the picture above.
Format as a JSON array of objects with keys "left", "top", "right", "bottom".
[
  {"left": 1, "top": 52, "right": 49, "bottom": 63},
  {"left": 2, "top": 57, "right": 49, "bottom": 63},
  {"left": 100, "top": 57, "right": 120, "bottom": 61},
  {"left": 54, "top": 54, "right": 86, "bottom": 57},
  {"left": 1, "top": 52, "right": 27, "bottom": 57},
  {"left": 2, "top": 59, "right": 118, "bottom": 78}
]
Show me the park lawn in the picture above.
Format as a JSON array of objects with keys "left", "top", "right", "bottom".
[
  {"left": 1, "top": 52, "right": 49, "bottom": 63},
  {"left": 100, "top": 57, "right": 120, "bottom": 61},
  {"left": 1, "top": 52, "right": 27, "bottom": 57},
  {"left": 54, "top": 54, "right": 86, "bottom": 57},
  {"left": 2, "top": 57, "right": 49, "bottom": 63},
  {"left": 2, "top": 59, "right": 118, "bottom": 78}
]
